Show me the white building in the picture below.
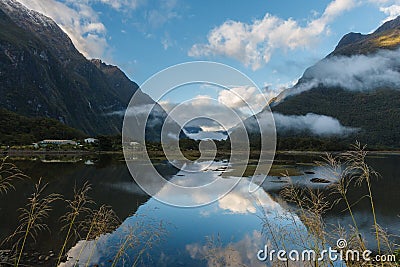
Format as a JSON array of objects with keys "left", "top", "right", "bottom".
[
  {"left": 39, "top": 140, "right": 77, "bottom": 146},
  {"left": 84, "top": 138, "right": 98, "bottom": 144}
]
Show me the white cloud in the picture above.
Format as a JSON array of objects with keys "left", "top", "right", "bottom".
[
  {"left": 380, "top": 4, "right": 400, "bottom": 21},
  {"left": 368, "top": 0, "right": 400, "bottom": 22},
  {"left": 96, "top": 0, "right": 141, "bottom": 10},
  {"left": 157, "top": 86, "right": 285, "bottom": 137},
  {"left": 218, "top": 86, "right": 277, "bottom": 113},
  {"left": 158, "top": 86, "right": 279, "bottom": 133},
  {"left": 274, "top": 113, "right": 358, "bottom": 136},
  {"left": 144, "top": 0, "right": 180, "bottom": 28},
  {"left": 16, "top": 0, "right": 145, "bottom": 58},
  {"left": 276, "top": 48, "right": 400, "bottom": 102},
  {"left": 161, "top": 31, "right": 176, "bottom": 50},
  {"left": 186, "top": 231, "right": 266, "bottom": 267},
  {"left": 159, "top": 96, "right": 246, "bottom": 131},
  {"left": 184, "top": 131, "right": 227, "bottom": 141},
  {"left": 189, "top": 0, "right": 356, "bottom": 70},
  {"left": 17, "top": 0, "right": 109, "bottom": 59},
  {"left": 242, "top": 111, "right": 358, "bottom": 136},
  {"left": 218, "top": 183, "right": 281, "bottom": 214}
]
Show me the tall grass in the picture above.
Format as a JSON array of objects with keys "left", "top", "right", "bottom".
[
  {"left": 57, "top": 181, "right": 94, "bottom": 265},
  {"left": 260, "top": 142, "right": 398, "bottom": 267},
  {"left": 72, "top": 204, "right": 120, "bottom": 266},
  {"left": 3, "top": 178, "right": 61, "bottom": 266},
  {"left": 0, "top": 160, "right": 165, "bottom": 267},
  {"left": 0, "top": 157, "right": 27, "bottom": 195},
  {"left": 111, "top": 217, "right": 167, "bottom": 267},
  {"left": 341, "top": 142, "right": 381, "bottom": 254}
]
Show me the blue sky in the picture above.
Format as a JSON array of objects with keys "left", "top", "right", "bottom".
[{"left": 17, "top": 0, "right": 399, "bottom": 100}]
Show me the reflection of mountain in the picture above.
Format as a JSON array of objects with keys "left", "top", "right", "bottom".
[{"left": 0, "top": 157, "right": 179, "bottom": 257}]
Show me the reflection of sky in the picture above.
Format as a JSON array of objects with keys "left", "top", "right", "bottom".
[
  {"left": 60, "top": 161, "right": 307, "bottom": 267},
  {"left": 59, "top": 158, "right": 400, "bottom": 266}
]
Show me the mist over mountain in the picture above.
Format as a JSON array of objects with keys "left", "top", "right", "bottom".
[
  {"left": 245, "top": 16, "right": 400, "bottom": 149},
  {"left": 273, "top": 16, "right": 400, "bottom": 103}
]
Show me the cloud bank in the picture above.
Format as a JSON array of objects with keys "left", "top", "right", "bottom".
[
  {"left": 274, "top": 113, "right": 358, "bottom": 136},
  {"left": 242, "top": 111, "right": 357, "bottom": 137},
  {"left": 276, "top": 48, "right": 400, "bottom": 101}
]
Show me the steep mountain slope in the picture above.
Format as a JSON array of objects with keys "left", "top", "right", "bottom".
[
  {"left": 269, "top": 16, "right": 400, "bottom": 149},
  {"left": 272, "top": 87, "right": 400, "bottom": 147},
  {"left": 0, "top": 0, "right": 163, "bottom": 137}
]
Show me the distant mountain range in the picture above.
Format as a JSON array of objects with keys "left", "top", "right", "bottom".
[
  {"left": 245, "top": 16, "right": 400, "bottom": 149},
  {"left": 0, "top": 0, "right": 179, "bottom": 143}
]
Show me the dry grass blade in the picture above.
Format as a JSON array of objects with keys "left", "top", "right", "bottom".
[
  {"left": 73, "top": 204, "right": 120, "bottom": 267},
  {"left": 342, "top": 141, "right": 382, "bottom": 254},
  {"left": 2, "top": 178, "right": 62, "bottom": 266},
  {"left": 0, "top": 157, "right": 28, "bottom": 195},
  {"left": 57, "top": 181, "right": 94, "bottom": 265},
  {"left": 83, "top": 204, "right": 120, "bottom": 241},
  {"left": 111, "top": 217, "right": 167, "bottom": 267},
  {"left": 279, "top": 177, "right": 333, "bottom": 266},
  {"left": 203, "top": 234, "right": 247, "bottom": 267}
]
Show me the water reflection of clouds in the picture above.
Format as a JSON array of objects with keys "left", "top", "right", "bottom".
[
  {"left": 60, "top": 160, "right": 306, "bottom": 266},
  {"left": 186, "top": 230, "right": 266, "bottom": 267},
  {"left": 58, "top": 235, "right": 110, "bottom": 267},
  {"left": 216, "top": 180, "right": 281, "bottom": 214}
]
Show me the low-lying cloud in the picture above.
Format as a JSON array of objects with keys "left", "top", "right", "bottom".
[
  {"left": 277, "top": 48, "right": 400, "bottom": 101},
  {"left": 274, "top": 113, "right": 358, "bottom": 136}
]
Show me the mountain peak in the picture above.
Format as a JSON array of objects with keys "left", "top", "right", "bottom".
[
  {"left": 330, "top": 15, "right": 400, "bottom": 56},
  {"left": 335, "top": 32, "right": 366, "bottom": 50}
]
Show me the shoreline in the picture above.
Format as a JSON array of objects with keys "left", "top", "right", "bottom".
[{"left": 3, "top": 149, "right": 400, "bottom": 157}]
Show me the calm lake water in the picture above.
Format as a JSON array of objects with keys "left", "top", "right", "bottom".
[{"left": 0, "top": 153, "right": 399, "bottom": 266}]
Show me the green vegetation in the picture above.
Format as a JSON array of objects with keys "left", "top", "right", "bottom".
[
  {"left": 0, "top": 108, "right": 86, "bottom": 145},
  {"left": 272, "top": 87, "right": 400, "bottom": 150},
  {"left": 96, "top": 135, "right": 122, "bottom": 151},
  {"left": 374, "top": 31, "right": 400, "bottom": 48}
]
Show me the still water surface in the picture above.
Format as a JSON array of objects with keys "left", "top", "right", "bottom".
[{"left": 0, "top": 154, "right": 399, "bottom": 266}]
